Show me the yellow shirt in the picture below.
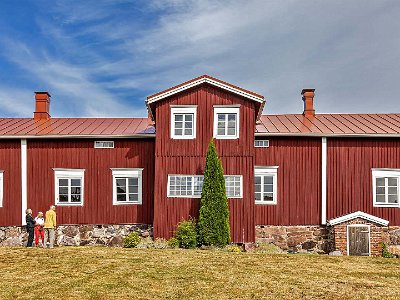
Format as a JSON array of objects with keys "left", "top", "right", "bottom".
[{"left": 44, "top": 210, "right": 57, "bottom": 228}]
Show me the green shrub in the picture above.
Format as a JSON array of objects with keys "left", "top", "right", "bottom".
[
  {"left": 198, "top": 140, "right": 230, "bottom": 247},
  {"left": 382, "top": 242, "right": 393, "bottom": 258},
  {"left": 168, "top": 237, "right": 180, "bottom": 248},
  {"left": 123, "top": 232, "right": 141, "bottom": 248},
  {"left": 176, "top": 218, "right": 197, "bottom": 249}
]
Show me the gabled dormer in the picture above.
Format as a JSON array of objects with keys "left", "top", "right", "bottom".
[{"left": 146, "top": 75, "right": 265, "bottom": 157}]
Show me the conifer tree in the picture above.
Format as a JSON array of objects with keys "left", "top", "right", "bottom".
[{"left": 198, "top": 139, "right": 230, "bottom": 246}]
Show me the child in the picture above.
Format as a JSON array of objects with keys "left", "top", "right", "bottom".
[{"left": 34, "top": 212, "right": 45, "bottom": 247}]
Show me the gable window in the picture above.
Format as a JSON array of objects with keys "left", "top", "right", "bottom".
[
  {"left": 112, "top": 169, "right": 143, "bottom": 205},
  {"left": 372, "top": 169, "right": 400, "bottom": 207},
  {"left": 167, "top": 174, "right": 242, "bottom": 198},
  {"left": 255, "top": 167, "right": 278, "bottom": 205},
  {"left": 213, "top": 106, "right": 240, "bottom": 139},
  {"left": 54, "top": 169, "right": 85, "bottom": 206},
  {"left": 0, "top": 171, "right": 3, "bottom": 207},
  {"left": 94, "top": 141, "right": 114, "bottom": 148},
  {"left": 171, "top": 106, "right": 197, "bottom": 139},
  {"left": 255, "top": 140, "right": 269, "bottom": 147}
]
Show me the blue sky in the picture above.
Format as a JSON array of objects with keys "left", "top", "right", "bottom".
[{"left": 0, "top": 0, "right": 399, "bottom": 118}]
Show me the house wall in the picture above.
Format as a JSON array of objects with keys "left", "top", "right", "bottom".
[
  {"left": 0, "top": 140, "right": 21, "bottom": 226},
  {"left": 255, "top": 137, "right": 322, "bottom": 225},
  {"left": 27, "top": 138, "right": 155, "bottom": 225},
  {"left": 327, "top": 138, "right": 400, "bottom": 224},
  {"left": 153, "top": 85, "right": 256, "bottom": 243}
]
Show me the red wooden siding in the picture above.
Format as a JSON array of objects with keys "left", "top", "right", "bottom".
[
  {"left": 327, "top": 138, "right": 400, "bottom": 225},
  {"left": 255, "top": 137, "right": 322, "bottom": 225},
  {"left": 0, "top": 140, "right": 21, "bottom": 226},
  {"left": 27, "top": 138, "right": 155, "bottom": 225},
  {"left": 153, "top": 85, "right": 256, "bottom": 243}
]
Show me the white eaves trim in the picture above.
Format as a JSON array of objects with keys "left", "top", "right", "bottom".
[
  {"left": 328, "top": 211, "right": 389, "bottom": 226},
  {"left": 0, "top": 134, "right": 155, "bottom": 139},
  {"left": 147, "top": 77, "right": 264, "bottom": 104}
]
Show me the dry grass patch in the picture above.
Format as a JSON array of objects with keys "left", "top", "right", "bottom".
[{"left": 0, "top": 247, "right": 399, "bottom": 299}]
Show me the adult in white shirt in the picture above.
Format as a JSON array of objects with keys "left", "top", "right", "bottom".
[{"left": 34, "top": 212, "right": 45, "bottom": 247}]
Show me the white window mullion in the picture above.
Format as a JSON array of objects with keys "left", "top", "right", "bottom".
[{"left": 385, "top": 178, "right": 389, "bottom": 204}]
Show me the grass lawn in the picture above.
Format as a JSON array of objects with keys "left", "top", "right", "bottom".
[{"left": 0, "top": 247, "right": 399, "bottom": 300}]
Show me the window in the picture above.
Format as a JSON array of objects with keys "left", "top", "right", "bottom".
[
  {"left": 255, "top": 167, "right": 278, "bottom": 205},
  {"left": 171, "top": 106, "right": 197, "bottom": 139},
  {"left": 167, "top": 175, "right": 242, "bottom": 198},
  {"left": 372, "top": 169, "right": 400, "bottom": 207},
  {"left": 94, "top": 141, "right": 114, "bottom": 148},
  {"left": 0, "top": 171, "right": 3, "bottom": 207},
  {"left": 255, "top": 140, "right": 269, "bottom": 147},
  {"left": 112, "top": 169, "right": 143, "bottom": 205},
  {"left": 54, "top": 169, "right": 85, "bottom": 206},
  {"left": 213, "top": 106, "right": 240, "bottom": 139}
]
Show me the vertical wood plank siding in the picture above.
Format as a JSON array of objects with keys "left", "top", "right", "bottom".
[
  {"left": 153, "top": 85, "right": 256, "bottom": 243},
  {"left": 255, "top": 137, "right": 322, "bottom": 225},
  {"left": 0, "top": 140, "right": 21, "bottom": 226},
  {"left": 27, "top": 138, "right": 155, "bottom": 225},
  {"left": 327, "top": 138, "right": 400, "bottom": 224}
]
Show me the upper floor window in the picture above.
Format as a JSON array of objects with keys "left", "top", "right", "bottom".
[
  {"left": 54, "top": 169, "right": 85, "bottom": 206},
  {"left": 255, "top": 167, "right": 278, "bottom": 205},
  {"left": 171, "top": 106, "right": 197, "bottom": 139},
  {"left": 112, "top": 169, "right": 143, "bottom": 205},
  {"left": 213, "top": 106, "right": 240, "bottom": 139},
  {"left": 0, "top": 171, "right": 3, "bottom": 207},
  {"left": 167, "top": 174, "right": 242, "bottom": 198},
  {"left": 372, "top": 169, "right": 400, "bottom": 207}
]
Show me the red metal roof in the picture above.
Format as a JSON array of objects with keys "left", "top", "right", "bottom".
[
  {"left": 0, "top": 118, "right": 155, "bottom": 138},
  {"left": 1, "top": 113, "right": 400, "bottom": 138},
  {"left": 257, "top": 114, "right": 400, "bottom": 136}
]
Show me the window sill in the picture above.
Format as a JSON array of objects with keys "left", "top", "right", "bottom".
[
  {"left": 56, "top": 202, "right": 84, "bottom": 207},
  {"left": 167, "top": 195, "right": 201, "bottom": 199},
  {"left": 214, "top": 136, "right": 239, "bottom": 140},
  {"left": 255, "top": 201, "right": 277, "bottom": 205},
  {"left": 373, "top": 203, "right": 399, "bottom": 208},
  {"left": 171, "top": 136, "right": 196, "bottom": 140},
  {"left": 113, "top": 202, "right": 142, "bottom": 205}
]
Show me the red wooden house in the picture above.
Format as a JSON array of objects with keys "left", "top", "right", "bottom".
[{"left": 0, "top": 75, "right": 399, "bottom": 255}]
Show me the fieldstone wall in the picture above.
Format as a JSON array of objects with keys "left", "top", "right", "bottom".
[
  {"left": 332, "top": 218, "right": 384, "bottom": 257},
  {"left": 255, "top": 225, "right": 334, "bottom": 253},
  {"left": 0, "top": 224, "right": 153, "bottom": 247}
]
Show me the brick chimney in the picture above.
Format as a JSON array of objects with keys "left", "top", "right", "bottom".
[
  {"left": 301, "top": 89, "right": 315, "bottom": 117},
  {"left": 34, "top": 92, "right": 51, "bottom": 121}
]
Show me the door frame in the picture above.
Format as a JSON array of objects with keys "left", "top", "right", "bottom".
[{"left": 346, "top": 224, "right": 371, "bottom": 256}]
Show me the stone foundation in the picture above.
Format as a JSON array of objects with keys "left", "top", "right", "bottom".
[
  {"left": 255, "top": 225, "right": 335, "bottom": 253},
  {"left": 0, "top": 224, "right": 153, "bottom": 247}
]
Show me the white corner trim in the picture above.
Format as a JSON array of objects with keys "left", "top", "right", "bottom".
[
  {"left": 328, "top": 211, "right": 389, "bottom": 226},
  {"left": 21, "top": 139, "right": 27, "bottom": 225},
  {"left": 147, "top": 77, "right": 264, "bottom": 104},
  {"left": 0, "top": 171, "right": 3, "bottom": 208},
  {"left": 321, "top": 137, "right": 327, "bottom": 225}
]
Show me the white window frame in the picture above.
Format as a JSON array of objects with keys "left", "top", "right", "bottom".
[
  {"left": 94, "top": 141, "right": 114, "bottom": 148},
  {"left": 167, "top": 174, "right": 243, "bottom": 199},
  {"left": 0, "top": 171, "right": 3, "bottom": 207},
  {"left": 255, "top": 167, "right": 278, "bottom": 205},
  {"left": 213, "top": 106, "right": 240, "bottom": 139},
  {"left": 53, "top": 169, "right": 85, "bottom": 206},
  {"left": 111, "top": 168, "right": 143, "bottom": 205},
  {"left": 372, "top": 168, "right": 400, "bottom": 207},
  {"left": 170, "top": 106, "right": 197, "bottom": 139},
  {"left": 255, "top": 140, "right": 269, "bottom": 148}
]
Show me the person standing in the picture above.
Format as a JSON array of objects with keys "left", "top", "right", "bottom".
[
  {"left": 43, "top": 205, "right": 57, "bottom": 249},
  {"left": 25, "top": 209, "right": 35, "bottom": 247},
  {"left": 34, "top": 211, "right": 45, "bottom": 247}
]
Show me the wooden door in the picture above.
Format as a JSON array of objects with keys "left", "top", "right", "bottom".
[{"left": 348, "top": 226, "right": 370, "bottom": 256}]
